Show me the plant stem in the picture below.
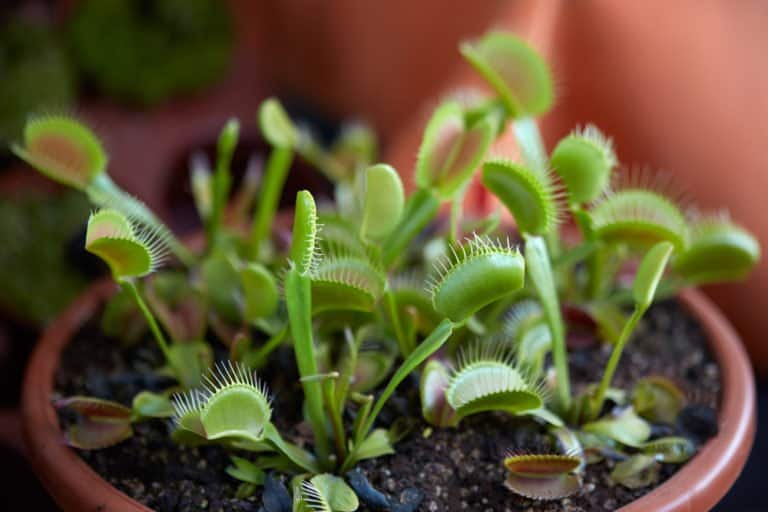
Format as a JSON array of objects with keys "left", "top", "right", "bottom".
[
  {"left": 381, "top": 188, "right": 441, "bottom": 268},
  {"left": 590, "top": 306, "right": 646, "bottom": 421},
  {"left": 250, "top": 146, "right": 293, "bottom": 260},
  {"left": 322, "top": 379, "right": 347, "bottom": 461},
  {"left": 87, "top": 174, "right": 195, "bottom": 266},
  {"left": 512, "top": 117, "right": 548, "bottom": 178},
  {"left": 245, "top": 326, "right": 287, "bottom": 368},
  {"left": 284, "top": 267, "right": 332, "bottom": 467},
  {"left": 448, "top": 184, "right": 467, "bottom": 246},
  {"left": 350, "top": 393, "right": 373, "bottom": 442},
  {"left": 123, "top": 280, "right": 171, "bottom": 363},
  {"left": 207, "top": 132, "right": 236, "bottom": 250},
  {"left": 524, "top": 235, "right": 571, "bottom": 412},
  {"left": 384, "top": 289, "right": 412, "bottom": 357},
  {"left": 356, "top": 318, "right": 454, "bottom": 444}
]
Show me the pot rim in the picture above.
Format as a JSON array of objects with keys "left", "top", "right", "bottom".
[{"left": 20, "top": 283, "right": 754, "bottom": 512}]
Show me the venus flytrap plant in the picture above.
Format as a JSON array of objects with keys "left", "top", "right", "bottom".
[
  {"left": 295, "top": 474, "right": 359, "bottom": 512},
  {"left": 171, "top": 361, "right": 321, "bottom": 473},
  {"left": 503, "top": 452, "right": 584, "bottom": 500},
  {"left": 85, "top": 209, "right": 171, "bottom": 359},
  {"left": 22, "top": 28, "right": 764, "bottom": 507},
  {"left": 381, "top": 99, "right": 495, "bottom": 267},
  {"left": 445, "top": 342, "right": 545, "bottom": 420},
  {"left": 551, "top": 125, "right": 617, "bottom": 207},
  {"left": 13, "top": 115, "right": 194, "bottom": 265},
  {"left": 207, "top": 118, "right": 240, "bottom": 248},
  {"left": 251, "top": 98, "right": 298, "bottom": 259},
  {"left": 588, "top": 241, "right": 675, "bottom": 421},
  {"left": 673, "top": 212, "right": 761, "bottom": 285},
  {"left": 284, "top": 190, "right": 333, "bottom": 468}
]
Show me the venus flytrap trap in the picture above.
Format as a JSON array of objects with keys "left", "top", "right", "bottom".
[
  {"left": 14, "top": 115, "right": 194, "bottom": 265},
  {"left": 22, "top": 27, "right": 763, "bottom": 509}
]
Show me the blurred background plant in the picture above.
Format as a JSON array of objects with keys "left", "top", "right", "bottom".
[
  {"left": 0, "top": 190, "right": 91, "bottom": 324},
  {"left": 67, "top": 0, "right": 233, "bottom": 106},
  {"left": 0, "top": 12, "right": 76, "bottom": 153}
]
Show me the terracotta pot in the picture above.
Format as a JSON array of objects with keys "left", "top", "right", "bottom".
[{"left": 22, "top": 281, "right": 753, "bottom": 511}]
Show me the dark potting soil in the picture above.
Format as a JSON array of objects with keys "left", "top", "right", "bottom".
[{"left": 54, "top": 300, "right": 720, "bottom": 512}]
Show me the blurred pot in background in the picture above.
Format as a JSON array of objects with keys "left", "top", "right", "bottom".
[{"left": 238, "top": 0, "right": 542, "bottom": 141}]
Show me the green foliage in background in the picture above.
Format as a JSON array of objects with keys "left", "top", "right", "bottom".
[
  {"left": 0, "top": 191, "right": 90, "bottom": 323},
  {"left": 0, "top": 18, "right": 76, "bottom": 149},
  {"left": 68, "top": 0, "right": 233, "bottom": 105}
]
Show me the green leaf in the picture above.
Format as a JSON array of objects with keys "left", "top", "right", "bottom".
[
  {"left": 550, "top": 125, "right": 616, "bottom": 204},
  {"left": 172, "top": 362, "right": 272, "bottom": 444},
  {"left": 429, "top": 235, "right": 525, "bottom": 323},
  {"left": 358, "top": 318, "right": 454, "bottom": 442},
  {"left": 332, "top": 121, "right": 377, "bottom": 176},
  {"left": 284, "top": 262, "right": 332, "bottom": 464},
  {"left": 641, "top": 436, "right": 695, "bottom": 463},
  {"left": 633, "top": 241, "right": 674, "bottom": 310},
  {"left": 674, "top": 215, "right": 761, "bottom": 284},
  {"left": 461, "top": 31, "right": 554, "bottom": 118},
  {"left": 359, "top": 163, "right": 405, "bottom": 242},
  {"left": 590, "top": 189, "right": 689, "bottom": 250},
  {"left": 610, "top": 454, "right": 660, "bottom": 489},
  {"left": 524, "top": 236, "right": 570, "bottom": 410},
  {"left": 351, "top": 428, "right": 395, "bottom": 463},
  {"left": 12, "top": 115, "right": 106, "bottom": 189},
  {"left": 290, "top": 190, "right": 320, "bottom": 274},
  {"left": 166, "top": 340, "right": 213, "bottom": 389},
  {"left": 201, "top": 251, "right": 242, "bottom": 324},
  {"left": 310, "top": 255, "right": 386, "bottom": 313},
  {"left": 85, "top": 209, "right": 166, "bottom": 280},
  {"left": 420, "top": 359, "right": 458, "bottom": 427},
  {"left": 583, "top": 407, "right": 651, "bottom": 448},
  {"left": 240, "top": 262, "right": 279, "bottom": 321},
  {"left": 226, "top": 455, "right": 266, "bottom": 485},
  {"left": 132, "top": 391, "right": 174, "bottom": 418},
  {"left": 632, "top": 376, "right": 685, "bottom": 424},
  {"left": 54, "top": 396, "right": 133, "bottom": 450},
  {"left": 381, "top": 188, "right": 441, "bottom": 267},
  {"left": 190, "top": 153, "right": 213, "bottom": 221},
  {"left": 259, "top": 97, "right": 298, "bottom": 148},
  {"left": 482, "top": 159, "right": 560, "bottom": 235},
  {"left": 415, "top": 101, "right": 494, "bottom": 198},
  {"left": 446, "top": 345, "right": 543, "bottom": 420},
  {"left": 351, "top": 346, "right": 395, "bottom": 393},
  {"left": 144, "top": 272, "right": 208, "bottom": 343},
  {"left": 263, "top": 423, "right": 321, "bottom": 474},
  {"left": 300, "top": 474, "right": 359, "bottom": 512}
]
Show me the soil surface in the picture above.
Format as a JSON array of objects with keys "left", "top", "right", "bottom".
[{"left": 55, "top": 300, "right": 720, "bottom": 511}]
